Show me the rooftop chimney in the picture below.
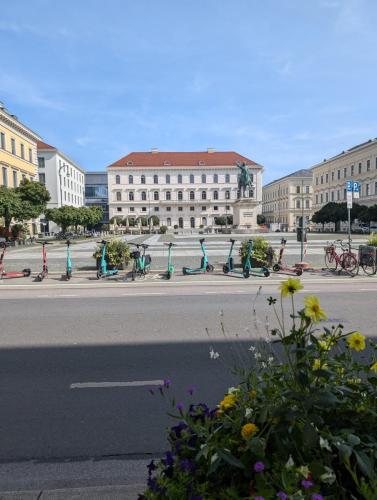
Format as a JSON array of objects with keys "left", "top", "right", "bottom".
[
  {"left": 151, "top": 148, "right": 159, "bottom": 154},
  {"left": 207, "top": 147, "right": 215, "bottom": 153}
]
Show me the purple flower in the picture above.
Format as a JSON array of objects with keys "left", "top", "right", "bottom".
[
  {"left": 176, "top": 402, "right": 184, "bottom": 413},
  {"left": 147, "top": 460, "right": 156, "bottom": 476},
  {"left": 254, "top": 461, "right": 265, "bottom": 473},
  {"left": 163, "top": 378, "right": 171, "bottom": 388},
  {"left": 180, "top": 458, "right": 196, "bottom": 473},
  {"left": 162, "top": 451, "right": 175, "bottom": 467},
  {"left": 276, "top": 493, "right": 287, "bottom": 500},
  {"left": 302, "top": 479, "right": 314, "bottom": 489},
  {"left": 170, "top": 421, "right": 188, "bottom": 438},
  {"left": 312, "top": 495, "right": 324, "bottom": 500},
  {"left": 187, "top": 385, "right": 195, "bottom": 396},
  {"left": 254, "top": 497, "right": 264, "bottom": 500}
]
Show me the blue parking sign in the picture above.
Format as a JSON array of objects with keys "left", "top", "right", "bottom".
[
  {"left": 353, "top": 182, "right": 360, "bottom": 193},
  {"left": 346, "top": 181, "right": 353, "bottom": 191}
]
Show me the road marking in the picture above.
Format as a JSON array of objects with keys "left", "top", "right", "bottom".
[
  {"left": 59, "top": 294, "right": 78, "bottom": 297},
  {"left": 70, "top": 380, "right": 164, "bottom": 389},
  {"left": 359, "top": 288, "right": 377, "bottom": 291}
]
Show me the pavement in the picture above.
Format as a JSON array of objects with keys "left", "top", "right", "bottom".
[{"left": 0, "top": 261, "right": 376, "bottom": 498}]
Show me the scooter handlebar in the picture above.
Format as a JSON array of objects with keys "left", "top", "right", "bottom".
[{"left": 199, "top": 238, "right": 205, "bottom": 244}]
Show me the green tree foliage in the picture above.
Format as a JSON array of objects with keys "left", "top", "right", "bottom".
[
  {"left": 45, "top": 206, "right": 104, "bottom": 232},
  {"left": 214, "top": 216, "right": 226, "bottom": 226},
  {"left": 312, "top": 202, "right": 367, "bottom": 230},
  {"left": 257, "top": 214, "right": 266, "bottom": 225}
]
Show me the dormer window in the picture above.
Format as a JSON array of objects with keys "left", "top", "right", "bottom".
[
  {"left": 164, "top": 161, "right": 171, "bottom": 166},
  {"left": 198, "top": 161, "right": 205, "bottom": 166},
  {"left": 127, "top": 161, "right": 133, "bottom": 166}
]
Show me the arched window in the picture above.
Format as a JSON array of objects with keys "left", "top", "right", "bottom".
[
  {"left": 190, "top": 217, "right": 195, "bottom": 228},
  {"left": 116, "top": 192, "right": 121, "bottom": 201},
  {"left": 166, "top": 191, "right": 171, "bottom": 201},
  {"left": 141, "top": 175, "right": 146, "bottom": 184},
  {"left": 225, "top": 190, "right": 230, "bottom": 200},
  {"left": 178, "top": 174, "right": 183, "bottom": 184},
  {"left": 202, "top": 174, "right": 206, "bottom": 183},
  {"left": 166, "top": 174, "right": 170, "bottom": 184},
  {"left": 129, "top": 175, "right": 133, "bottom": 184},
  {"left": 141, "top": 191, "right": 147, "bottom": 201},
  {"left": 213, "top": 174, "right": 218, "bottom": 183},
  {"left": 202, "top": 217, "right": 207, "bottom": 226},
  {"left": 178, "top": 191, "right": 183, "bottom": 201},
  {"left": 213, "top": 190, "right": 218, "bottom": 200},
  {"left": 249, "top": 189, "right": 254, "bottom": 198},
  {"left": 190, "top": 191, "right": 195, "bottom": 200},
  {"left": 167, "top": 217, "right": 171, "bottom": 226},
  {"left": 201, "top": 191, "right": 206, "bottom": 200},
  {"left": 190, "top": 174, "right": 195, "bottom": 184},
  {"left": 225, "top": 173, "right": 230, "bottom": 183},
  {"left": 154, "top": 191, "right": 159, "bottom": 201},
  {"left": 178, "top": 217, "right": 184, "bottom": 228},
  {"left": 129, "top": 192, "right": 134, "bottom": 201},
  {"left": 115, "top": 175, "right": 120, "bottom": 184},
  {"left": 154, "top": 175, "right": 158, "bottom": 184}
]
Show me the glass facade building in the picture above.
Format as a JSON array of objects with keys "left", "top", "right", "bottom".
[{"left": 85, "top": 171, "right": 109, "bottom": 224}]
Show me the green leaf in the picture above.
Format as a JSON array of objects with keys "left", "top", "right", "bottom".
[
  {"left": 347, "top": 434, "right": 361, "bottom": 447},
  {"left": 355, "top": 451, "right": 375, "bottom": 479},
  {"left": 217, "top": 449, "right": 245, "bottom": 469}
]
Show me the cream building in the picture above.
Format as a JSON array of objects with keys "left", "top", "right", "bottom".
[
  {"left": 262, "top": 169, "right": 313, "bottom": 231},
  {"left": 312, "top": 138, "right": 377, "bottom": 213},
  {"left": 0, "top": 101, "right": 41, "bottom": 188},
  {"left": 107, "top": 149, "right": 263, "bottom": 229}
]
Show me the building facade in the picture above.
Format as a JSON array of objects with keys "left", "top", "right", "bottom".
[
  {"left": 85, "top": 171, "right": 109, "bottom": 224},
  {"left": 262, "top": 169, "right": 313, "bottom": 231},
  {"left": 107, "top": 149, "right": 263, "bottom": 229},
  {"left": 37, "top": 141, "right": 85, "bottom": 233},
  {"left": 312, "top": 138, "right": 377, "bottom": 214},
  {"left": 0, "top": 102, "right": 41, "bottom": 188}
]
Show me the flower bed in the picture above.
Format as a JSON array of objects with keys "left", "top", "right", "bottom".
[{"left": 140, "top": 278, "right": 377, "bottom": 499}]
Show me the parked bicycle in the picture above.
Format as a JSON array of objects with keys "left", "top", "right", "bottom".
[{"left": 324, "top": 239, "right": 359, "bottom": 276}]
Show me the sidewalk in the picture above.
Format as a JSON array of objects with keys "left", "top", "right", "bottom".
[{"left": 0, "top": 484, "right": 144, "bottom": 499}]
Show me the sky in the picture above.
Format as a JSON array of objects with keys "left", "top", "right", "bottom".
[{"left": 0, "top": 0, "right": 376, "bottom": 183}]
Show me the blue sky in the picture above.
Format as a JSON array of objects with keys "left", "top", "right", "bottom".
[{"left": 1, "top": 0, "right": 376, "bottom": 182}]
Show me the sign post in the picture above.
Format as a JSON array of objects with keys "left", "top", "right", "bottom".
[{"left": 346, "top": 181, "right": 353, "bottom": 251}]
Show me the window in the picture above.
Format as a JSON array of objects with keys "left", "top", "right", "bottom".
[
  {"left": 129, "top": 175, "right": 133, "bottom": 184},
  {"left": 167, "top": 217, "right": 171, "bottom": 226},
  {"left": 38, "top": 157, "right": 45, "bottom": 169},
  {"left": 0, "top": 132, "right": 5, "bottom": 149},
  {"left": 325, "top": 173, "right": 328, "bottom": 183},
  {"left": 316, "top": 194, "right": 318, "bottom": 204},
  {"left": 201, "top": 191, "right": 206, "bottom": 200},
  {"left": 343, "top": 189, "right": 346, "bottom": 200},
  {"left": 213, "top": 190, "right": 218, "bottom": 200},
  {"left": 225, "top": 190, "right": 230, "bottom": 199},
  {"left": 316, "top": 177, "right": 319, "bottom": 185},
  {"left": 178, "top": 207, "right": 183, "bottom": 211},
  {"left": 117, "top": 207, "right": 122, "bottom": 212},
  {"left": 142, "top": 207, "right": 147, "bottom": 212},
  {"left": 375, "top": 157, "right": 377, "bottom": 169},
  {"left": 154, "top": 175, "right": 158, "bottom": 184},
  {"left": 214, "top": 206, "right": 218, "bottom": 211},
  {"left": 305, "top": 200, "right": 310, "bottom": 209},
  {"left": 201, "top": 174, "right": 206, "bottom": 183},
  {"left": 343, "top": 167, "right": 347, "bottom": 178},
  {"left": 225, "top": 174, "right": 230, "bottom": 183},
  {"left": 129, "top": 192, "right": 134, "bottom": 201},
  {"left": 20, "top": 143, "right": 25, "bottom": 159},
  {"left": 190, "top": 174, "right": 194, "bottom": 184},
  {"left": 116, "top": 192, "right": 121, "bottom": 201},
  {"left": 2, "top": 166, "right": 8, "bottom": 186},
  {"left": 190, "top": 217, "right": 195, "bottom": 228},
  {"left": 166, "top": 191, "right": 171, "bottom": 201},
  {"left": 127, "top": 161, "right": 133, "bottom": 166},
  {"left": 213, "top": 174, "right": 218, "bottom": 183},
  {"left": 115, "top": 175, "right": 120, "bottom": 184},
  {"left": 190, "top": 191, "right": 195, "bottom": 200},
  {"left": 141, "top": 175, "right": 146, "bottom": 184},
  {"left": 325, "top": 192, "right": 328, "bottom": 202},
  {"left": 351, "top": 165, "right": 354, "bottom": 176},
  {"left": 154, "top": 191, "right": 159, "bottom": 201},
  {"left": 166, "top": 207, "right": 171, "bottom": 212},
  {"left": 337, "top": 190, "right": 340, "bottom": 200},
  {"left": 202, "top": 217, "right": 207, "bottom": 225},
  {"left": 358, "top": 162, "right": 362, "bottom": 174},
  {"left": 154, "top": 207, "right": 159, "bottom": 212},
  {"left": 226, "top": 205, "right": 230, "bottom": 210},
  {"left": 190, "top": 206, "right": 195, "bottom": 211},
  {"left": 375, "top": 182, "right": 377, "bottom": 194},
  {"left": 331, "top": 172, "right": 334, "bottom": 181},
  {"left": 202, "top": 206, "right": 206, "bottom": 211},
  {"left": 11, "top": 138, "right": 16, "bottom": 155},
  {"left": 178, "top": 174, "right": 182, "bottom": 184},
  {"left": 320, "top": 176, "right": 323, "bottom": 185},
  {"left": 13, "top": 170, "right": 18, "bottom": 187},
  {"left": 178, "top": 191, "right": 183, "bottom": 201},
  {"left": 331, "top": 191, "right": 334, "bottom": 201},
  {"left": 305, "top": 186, "right": 310, "bottom": 194},
  {"left": 178, "top": 217, "right": 183, "bottom": 227},
  {"left": 320, "top": 194, "right": 323, "bottom": 204},
  {"left": 366, "top": 183, "right": 370, "bottom": 196},
  {"left": 337, "top": 170, "right": 340, "bottom": 180},
  {"left": 166, "top": 174, "right": 170, "bottom": 184},
  {"left": 367, "top": 160, "right": 370, "bottom": 171},
  {"left": 141, "top": 191, "right": 147, "bottom": 201},
  {"left": 296, "top": 200, "right": 301, "bottom": 208},
  {"left": 129, "top": 207, "right": 134, "bottom": 212}
]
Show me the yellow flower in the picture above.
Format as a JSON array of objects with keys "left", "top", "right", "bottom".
[
  {"left": 304, "top": 296, "right": 327, "bottom": 323},
  {"left": 313, "top": 359, "right": 327, "bottom": 370},
  {"left": 347, "top": 332, "right": 366, "bottom": 352},
  {"left": 318, "top": 339, "right": 331, "bottom": 351},
  {"left": 241, "top": 422, "right": 259, "bottom": 440},
  {"left": 370, "top": 361, "right": 377, "bottom": 373},
  {"left": 219, "top": 394, "right": 236, "bottom": 411},
  {"left": 279, "top": 278, "right": 303, "bottom": 297},
  {"left": 249, "top": 390, "right": 257, "bottom": 399}
]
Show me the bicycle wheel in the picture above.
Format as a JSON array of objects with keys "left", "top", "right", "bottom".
[
  {"left": 361, "top": 255, "right": 377, "bottom": 275},
  {"left": 324, "top": 251, "right": 337, "bottom": 271},
  {"left": 341, "top": 252, "right": 359, "bottom": 277}
]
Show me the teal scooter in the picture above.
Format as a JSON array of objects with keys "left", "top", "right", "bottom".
[
  {"left": 163, "top": 242, "right": 176, "bottom": 279},
  {"left": 63, "top": 240, "right": 72, "bottom": 280},
  {"left": 182, "top": 238, "right": 214, "bottom": 275},
  {"left": 223, "top": 239, "right": 269, "bottom": 278},
  {"left": 130, "top": 243, "right": 151, "bottom": 280},
  {"left": 96, "top": 240, "right": 119, "bottom": 279}
]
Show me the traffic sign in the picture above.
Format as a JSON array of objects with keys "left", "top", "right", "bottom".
[
  {"left": 346, "top": 180, "right": 353, "bottom": 192},
  {"left": 353, "top": 182, "right": 360, "bottom": 199}
]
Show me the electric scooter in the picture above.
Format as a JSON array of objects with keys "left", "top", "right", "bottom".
[
  {"left": 36, "top": 241, "right": 52, "bottom": 282},
  {"left": 273, "top": 238, "right": 302, "bottom": 276},
  {"left": 162, "top": 242, "right": 176, "bottom": 279},
  {"left": 182, "top": 238, "right": 214, "bottom": 275},
  {"left": 223, "top": 239, "right": 270, "bottom": 278},
  {"left": 130, "top": 243, "right": 152, "bottom": 281},
  {"left": 96, "top": 240, "right": 119, "bottom": 279},
  {"left": 63, "top": 240, "right": 72, "bottom": 281},
  {"left": 0, "top": 243, "right": 31, "bottom": 280}
]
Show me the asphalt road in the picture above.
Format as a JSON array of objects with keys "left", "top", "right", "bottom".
[{"left": 0, "top": 276, "right": 376, "bottom": 467}]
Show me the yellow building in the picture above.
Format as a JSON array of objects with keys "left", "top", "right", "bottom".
[{"left": 0, "top": 102, "right": 41, "bottom": 188}]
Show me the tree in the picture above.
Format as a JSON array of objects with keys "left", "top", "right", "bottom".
[
  {"left": 257, "top": 214, "right": 266, "bottom": 225},
  {"left": 312, "top": 202, "right": 367, "bottom": 231},
  {"left": 150, "top": 215, "right": 160, "bottom": 227},
  {"left": 214, "top": 216, "right": 226, "bottom": 226},
  {"left": 0, "top": 187, "right": 23, "bottom": 237},
  {"left": 45, "top": 206, "right": 78, "bottom": 233}
]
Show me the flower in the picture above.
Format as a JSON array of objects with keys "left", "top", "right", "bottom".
[
  {"left": 176, "top": 402, "right": 184, "bottom": 413},
  {"left": 254, "top": 461, "right": 265, "bottom": 472},
  {"left": 245, "top": 407, "right": 253, "bottom": 417},
  {"left": 209, "top": 348, "right": 220, "bottom": 359},
  {"left": 187, "top": 385, "right": 195, "bottom": 396},
  {"left": 347, "top": 331, "right": 366, "bottom": 351},
  {"left": 276, "top": 493, "right": 288, "bottom": 500},
  {"left": 301, "top": 479, "right": 314, "bottom": 489},
  {"left": 163, "top": 378, "right": 171, "bottom": 388},
  {"left": 219, "top": 394, "right": 236, "bottom": 410},
  {"left": 227, "top": 386, "right": 238, "bottom": 394},
  {"left": 249, "top": 390, "right": 257, "bottom": 399},
  {"left": 312, "top": 359, "right": 327, "bottom": 370},
  {"left": 298, "top": 465, "right": 310, "bottom": 477},
  {"left": 285, "top": 455, "right": 294, "bottom": 469},
  {"left": 304, "top": 296, "right": 327, "bottom": 322},
  {"left": 279, "top": 277, "right": 303, "bottom": 297},
  {"left": 320, "top": 466, "right": 336, "bottom": 484},
  {"left": 371, "top": 361, "right": 377, "bottom": 373},
  {"left": 241, "top": 422, "right": 259, "bottom": 439},
  {"left": 319, "top": 436, "right": 331, "bottom": 451},
  {"left": 312, "top": 495, "right": 324, "bottom": 500},
  {"left": 254, "top": 497, "right": 264, "bottom": 500},
  {"left": 318, "top": 340, "right": 331, "bottom": 351}
]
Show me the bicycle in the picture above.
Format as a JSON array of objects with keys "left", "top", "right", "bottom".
[
  {"left": 130, "top": 243, "right": 151, "bottom": 281},
  {"left": 358, "top": 245, "right": 377, "bottom": 275},
  {"left": 324, "top": 239, "right": 359, "bottom": 276}
]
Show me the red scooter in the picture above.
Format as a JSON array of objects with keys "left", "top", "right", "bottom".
[
  {"left": 0, "top": 242, "right": 31, "bottom": 279},
  {"left": 36, "top": 241, "right": 52, "bottom": 281},
  {"left": 273, "top": 238, "right": 302, "bottom": 276}
]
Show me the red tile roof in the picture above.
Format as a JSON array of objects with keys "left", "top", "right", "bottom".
[
  {"left": 108, "top": 151, "right": 261, "bottom": 168},
  {"left": 37, "top": 140, "right": 57, "bottom": 151}
]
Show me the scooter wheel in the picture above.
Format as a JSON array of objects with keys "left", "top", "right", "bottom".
[
  {"left": 96, "top": 270, "right": 101, "bottom": 280},
  {"left": 23, "top": 269, "right": 31, "bottom": 277},
  {"left": 264, "top": 269, "right": 270, "bottom": 277},
  {"left": 223, "top": 265, "right": 229, "bottom": 274},
  {"left": 66, "top": 271, "right": 72, "bottom": 280},
  {"left": 207, "top": 264, "right": 214, "bottom": 272},
  {"left": 272, "top": 264, "right": 280, "bottom": 272},
  {"left": 36, "top": 273, "right": 42, "bottom": 282},
  {"left": 182, "top": 267, "right": 188, "bottom": 275},
  {"left": 243, "top": 270, "right": 250, "bottom": 279},
  {"left": 296, "top": 268, "right": 303, "bottom": 276},
  {"left": 166, "top": 271, "right": 171, "bottom": 280}
]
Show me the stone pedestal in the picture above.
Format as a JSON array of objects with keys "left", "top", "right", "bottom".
[{"left": 233, "top": 198, "right": 261, "bottom": 231}]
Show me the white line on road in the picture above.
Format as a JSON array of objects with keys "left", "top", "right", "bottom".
[
  {"left": 59, "top": 294, "right": 78, "bottom": 297},
  {"left": 70, "top": 380, "right": 164, "bottom": 389}
]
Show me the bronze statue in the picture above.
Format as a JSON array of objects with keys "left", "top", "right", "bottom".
[{"left": 236, "top": 161, "right": 253, "bottom": 197}]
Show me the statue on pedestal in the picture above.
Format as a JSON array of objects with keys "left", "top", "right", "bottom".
[{"left": 236, "top": 161, "right": 253, "bottom": 198}]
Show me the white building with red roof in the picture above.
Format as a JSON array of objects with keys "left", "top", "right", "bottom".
[{"left": 107, "top": 148, "right": 263, "bottom": 230}]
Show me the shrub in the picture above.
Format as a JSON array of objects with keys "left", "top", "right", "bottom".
[
  {"left": 159, "top": 225, "right": 168, "bottom": 234},
  {"left": 141, "top": 280, "right": 377, "bottom": 500},
  {"left": 93, "top": 239, "right": 130, "bottom": 267},
  {"left": 240, "top": 237, "right": 274, "bottom": 266},
  {"left": 367, "top": 233, "right": 377, "bottom": 247}
]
